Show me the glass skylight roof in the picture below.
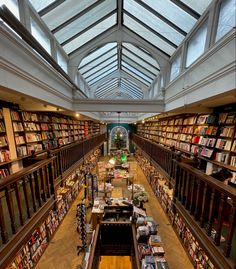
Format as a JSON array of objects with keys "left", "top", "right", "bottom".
[
  {"left": 95, "top": 78, "right": 143, "bottom": 100},
  {"left": 29, "top": 0, "right": 213, "bottom": 100}
]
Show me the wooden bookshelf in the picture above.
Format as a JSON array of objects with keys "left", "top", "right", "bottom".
[{"left": 137, "top": 111, "right": 236, "bottom": 186}]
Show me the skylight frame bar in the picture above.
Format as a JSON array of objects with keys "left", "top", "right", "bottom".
[
  {"left": 100, "top": 87, "right": 120, "bottom": 98},
  {"left": 122, "top": 67, "right": 150, "bottom": 87},
  {"left": 81, "top": 54, "right": 117, "bottom": 77},
  {"left": 121, "top": 80, "right": 143, "bottom": 95},
  {"left": 120, "top": 84, "right": 143, "bottom": 99},
  {"left": 79, "top": 43, "right": 117, "bottom": 70},
  {"left": 97, "top": 80, "right": 118, "bottom": 92},
  {"left": 51, "top": 0, "right": 105, "bottom": 33},
  {"left": 122, "top": 78, "right": 142, "bottom": 91},
  {"left": 99, "top": 77, "right": 119, "bottom": 88},
  {"left": 122, "top": 77, "right": 140, "bottom": 88},
  {"left": 39, "top": 0, "right": 65, "bottom": 16},
  {"left": 68, "top": 24, "right": 117, "bottom": 56},
  {"left": 120, "top": 82, "right": 143, "bottom": 98},
  {"left": 84, "top": 60, "right": 117, "bottom": 80},
  {"left": 96, "top": 83, "right": 118, "bottom": 97},
  {"left": 122, "top": 54, "right": 156, "bottom": 78},
  {"left": 122, "top": 60, "right": 153, "bottom": 83},
  {"left": 170, "top": 0, "right": 201, "bottom": 19},
  {"left": 122, "top": 25, "right": 171, "bottom": 58},
  {"left": 88, "top": 66, "right": 118, "bottom": 86},
  {"left": 133, "top": 0, "right": 187, "bottom": 36},
  {"left": 96, "top": 81, "right": 119, "bottom": 94},
  {"left": 124, "top": 10, "right": 178, "bottom": 48},
  {"left": 122, "top": 43, "right": 160, "bottom": 70},
  {"left": 61, "top": 10, "right": 116, "bottom": 47}
]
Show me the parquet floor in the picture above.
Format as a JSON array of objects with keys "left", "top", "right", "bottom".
[{"left": 35, "top": 157, "right": 194, "bottom": 269}]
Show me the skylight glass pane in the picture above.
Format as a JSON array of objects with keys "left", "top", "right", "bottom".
[
  {"left": 99, "top": 78, "right": 119, "bottom": 88},
  {"left": 122, "top": 49, "right": 159, "bottom": 75},
  {"left": 122, "top": 80, "right": 142, "bottom": 93},
  {"left": 122, "top": 56, "right": 155, "bottom": 79},
  {"left": 79, "top": 43, "right": 117, "bottom": 67},
  {"left": 123, "top": 78, "right": 140, "bottom": 89},
  {"left": 30, "top": 17, "right": 51, "bottom": 54},
  {"left": 122, "top": 62, "right": 152, "bottom": 83},
  {"left": 96, "top": 83, "right": 118, "bottom": 94},
  {"left": 122, "top": 82, "right": 140, "bottom": 92},
  {"left": 1, "top": 0, "right": 20, "bottom": 20},
  {"left": 42, "top": 0, "right": 97, "bottom": 30},
  {"left": 186, "top": 20, "right": 208, "bottom": 67},
  {"left": 80, "top": 48, "right": 117, "bottom": 74},
  {"left": 55, "top": 0, "right": 116, "bottom": 43},
  {"left": 123, "top": 43, "right": 160, "bottom": 69},
  {"left": 170, "top": 53, "right": 181, "bottom": 81},
  {"left": 87, "top": 62, "right": 117, "bottom": 81},
  {"left": 142, "top": 0, "right": 196, "bottom": 32},
  {"left": 82, "top": 55, "right": 117, "bottom": 77},
  {"left": 63, "top": 14, "right": 117, "bottom": 54},
  {"left": 122, "top": 67, "right": 150, "bottom": 86},
  {"left": 124, "top": 0, "right": 184, "bottom": 46},
  {"left": 215, "top": 0, "right": 236, "bottom": 42},
  {"left": 180, "top": 0, "right": 212, "bottom": 14},
  {"left": 121, "top": 84, "right": 143, "bottom": 98},
  {"left": 29, "top": 0, "right": 55, "bottom": 12},
  {"left": 96, "top": 85, "right": 118, "bottom": 97},
  {"left": 57, "top": 50, "right": 68, "bottom": 73},
  {"left": 123, "top": 14, "right": 175, "bottom": 56},
  {"left": 89, "top": 66, "right": 117, "bottom": 85}
]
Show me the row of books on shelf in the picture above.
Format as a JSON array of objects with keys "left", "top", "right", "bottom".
[
  {"left": 0, "top": 136, "right": 8, "bottom": 147},
  {"left": 5, "top": 163, "right": 90, "bottom": 269},
  {"left": 174, "top": 214, "right": 215, "bottom": 269},
  {"left": 136, "top": 151, "right": 217, "bottom": 269},
  {"left": 0, "top": 121, "right": 6, "bottom": 132},
  {"left": 0, "top": 168, "right": 10, "bottom": 179},
  {"left": 0, "top": 149, "right": 10, "bottom": 163},
  {"left": 5, "top": 210, "right": 60, "bottom": 269}
]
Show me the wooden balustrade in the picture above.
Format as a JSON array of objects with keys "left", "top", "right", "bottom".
[
  {"left": 0, "top": 157, "right": 56, "bottom": 247},
  {"left": 131, "top": 134, "right": 236, "bottom": 268},
  {"left": 0, "top": 134, "right": 106, "bottom": 268}
]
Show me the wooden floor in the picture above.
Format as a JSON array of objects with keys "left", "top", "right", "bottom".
[
  {"left": 35, "top": 157, "right": 194, "bottom": 269},
  {"left": 99, "top": 256, "right": 132, "bottom": 269}
]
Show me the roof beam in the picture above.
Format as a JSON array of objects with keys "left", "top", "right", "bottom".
[
  {"left": 124, "top": 11, "right": 178, "bottom": 48},
  {"left": 73, "top": 99, "right": 165, "bottom": 112},
  {"left": 84, "top": 59, "right": 117, "bottom": 80},
  {"left": 68, "top": 24, "right": 118, "bottom": 57},
  {"left": 39, "top": 0, "right": 65, "bottom": 17},
  {"left": 121, "top": 83, "right": 143, "bottom": 97},
  {"left": 170, "top": 0, "right": 200, "bottom": 19},
  {"left": 61, "top": 10, "right": 116, "bottom": 46},
  {"left": 79, "top": 46, "right": 117, "bottom": 70},
  {"left": 96, "top": 81, "right": 118, "bottom": 93},
  {"left": 122, "top": 54, "right": 156, "bottom": 78},
  {"left": 121, "top": 82, "right": 143, "bottom": 97},
  {"left": 52, "top": 0, "right": 106, "bottom": 33},
  {"left": 134, "top": 0, "right": 187, "bottom": 36}
]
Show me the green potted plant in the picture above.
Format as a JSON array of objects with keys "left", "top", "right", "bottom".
[{"left": 133, "top": 191, "right": 149, "bottom": 209}]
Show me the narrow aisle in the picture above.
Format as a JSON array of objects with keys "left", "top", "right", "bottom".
[
  {"left": 35, "top": 157, "right": 193, "bottom": 269},
  {"left": 35, "top": 190, "right": 85, "bottom": 269},
  {"left": 135, "top": 162, "right": 194, "bottom": 269}
]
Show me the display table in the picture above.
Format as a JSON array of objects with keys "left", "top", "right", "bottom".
[{"left": 91, "top": 198, "right": 133, "bottom": 228}]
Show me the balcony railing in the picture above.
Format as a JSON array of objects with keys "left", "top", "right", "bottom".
[
  {"left": 0, "top": 134, "right": 105, "bottom": 268},
  {"left": 131, "top": 134, "right": 236, "bottom": 269}
]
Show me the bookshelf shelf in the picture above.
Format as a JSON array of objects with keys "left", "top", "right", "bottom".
[{"left": 137, "top": 110, "right": 236, "bottom": 185}]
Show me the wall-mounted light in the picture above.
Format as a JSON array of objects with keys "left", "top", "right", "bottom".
[
  {"left": 142, "top": 120, "right": 145, "bottom": 124},
  {"left": 76, "top": 113, "right": 80, "bottom": 117}
]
